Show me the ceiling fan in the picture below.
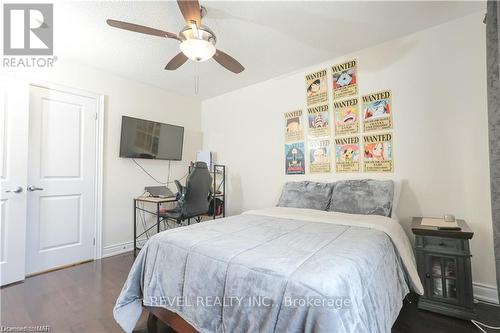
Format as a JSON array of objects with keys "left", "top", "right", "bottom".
[{"left": 106, "top": 0, "right": 244, "bottom": 74}]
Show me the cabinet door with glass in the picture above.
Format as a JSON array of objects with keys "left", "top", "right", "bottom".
[{"left": 425, "top": 254, "right": 460, "bottom": 304}]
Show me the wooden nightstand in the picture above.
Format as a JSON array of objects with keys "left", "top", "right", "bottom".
[{"left": 412, "top": 217, "right": 476, "bottom": 320}]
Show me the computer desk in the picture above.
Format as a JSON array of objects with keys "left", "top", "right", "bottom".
[{"left": 134, "top": 196, "right": 177, "bottom": 256}]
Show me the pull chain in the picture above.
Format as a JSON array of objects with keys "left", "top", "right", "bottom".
[{"left": 194, "top": 63, "right": 199, "bottom": 95}]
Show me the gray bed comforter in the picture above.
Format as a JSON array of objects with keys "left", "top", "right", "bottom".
[{"left": 114, "top": 207, "right": 423, "bottom": 333}]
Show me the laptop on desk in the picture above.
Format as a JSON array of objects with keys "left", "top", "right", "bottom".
[{"left": 145, "top": 186, "right": 175, "bottom": 198}]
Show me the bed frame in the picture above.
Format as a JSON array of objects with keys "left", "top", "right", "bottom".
[{"left": 145, "top": 306, "right": 199, "bottom": 333}]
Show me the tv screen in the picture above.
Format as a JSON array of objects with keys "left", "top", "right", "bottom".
[{"left": 119, "top": 116, "right": 184, "bottom": 160}]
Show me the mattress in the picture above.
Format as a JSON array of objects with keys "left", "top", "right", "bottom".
[{"left": 114, "top": 207, "right": 423, "bottom": 333}]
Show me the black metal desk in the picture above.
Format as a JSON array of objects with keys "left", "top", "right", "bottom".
[{"left": 134, "top": 196, "right": 177, "bottom": 256}]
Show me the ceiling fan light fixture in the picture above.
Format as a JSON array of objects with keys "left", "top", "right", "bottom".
[
  {"left": 107, "top": 2, "right": 244, "bottom": 73},
  {"left": 180, "top": 39, "right": 216, "bottom": 62}
]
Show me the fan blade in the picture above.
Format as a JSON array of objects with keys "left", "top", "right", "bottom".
[
  {"left": 165, "top": 52, "right": 189, "bottom": 70},
  {"left": 213, "top": 50, "right": 245, "bottom": 74},
  {"left": 106, "top": 19, "right": 179, "bottom": 40},
  {"left": 177, "top": 0, "right": 202, "bottom": 27}
]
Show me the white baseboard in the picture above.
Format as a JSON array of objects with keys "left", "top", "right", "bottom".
[
  {"left": 102, "top": 241, "right": 134, "bottom": 258},
  {"left": 473, "top": 282, "right": 499, "bottom": 304},
  {"left": 102, "top": 238, "right": 150, "bottom": 258}
]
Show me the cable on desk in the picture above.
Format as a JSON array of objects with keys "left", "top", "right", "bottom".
[
  {"left": 136, "top": 191, "right": 150, "bottom": 246},
  {"left": 139, "top": 201, "right": 150, "bottom": 241},
  {"left": 167, "top": 160, "right": 171, "bottom": 185},
  {"left": 132, "top": 158, "right": 189, "bottom": 185}
]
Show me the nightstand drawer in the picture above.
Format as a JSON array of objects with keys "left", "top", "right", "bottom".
[{"left": 418, "top": 236, "right": 466, "bottom": 254}]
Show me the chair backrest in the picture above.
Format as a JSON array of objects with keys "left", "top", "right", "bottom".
[{"left": 180, "top": 162, "right": 212, "bottom": 218}]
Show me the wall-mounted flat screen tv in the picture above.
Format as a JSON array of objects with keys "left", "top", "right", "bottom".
[{"left": 119, "top": 116, "right": 184, "bottom": 160}]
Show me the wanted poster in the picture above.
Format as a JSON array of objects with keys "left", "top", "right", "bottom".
[
  {"left": 362, "top": 90, "right": 392, "bottom": 132},
  {"left": 309, "top": 139, "right": 331, "bottom": 173},
  {"left": 305, "top": 69, "right": 328, "bottom": 106},
  {"left": 363, "top": 132, "right": 393, "bottom": 172},
  {"left": 307, "top": 104, "right": 330, "bottom": 138},
  {"left": 331, "top": 59, "right": 358, "bottom": 99},
  {"left": 284, "top": 110, "right": 304, "bottom": 142},
  {"left": 285, "top": 142, "right": 306, "bottom": 175},
  {"left": 333, "top": 97, "right": 359, "bottom": 136},
  {"left": 334, "top": 136, "right": 360, "bottom": 172}
]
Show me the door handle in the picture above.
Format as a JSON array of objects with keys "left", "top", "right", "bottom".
[
  {"left": 5, "top": 186, "right": 23, "bottom": 193},
  {"left": 27, "top": 185, "right": 44, "bottom": 192}
]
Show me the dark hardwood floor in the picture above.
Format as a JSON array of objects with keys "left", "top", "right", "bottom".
[{"left": 1, "top": 252, "right": 499, "bottom": 332}]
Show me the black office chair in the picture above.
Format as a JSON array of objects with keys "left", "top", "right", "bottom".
[{"left": 161, "top": 161, "right": 212, "bottom": 225}]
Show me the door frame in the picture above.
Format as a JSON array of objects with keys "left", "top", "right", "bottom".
[{"left": 29, "top": 81, "right": 104, "bottom": 260}]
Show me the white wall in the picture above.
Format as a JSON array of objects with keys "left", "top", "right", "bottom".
[
  {"left": 202, "top": 12, "right": 498, "bottom": 301},
  {"left": 4, "top": 60, "right": 202, "bottom": 250}
]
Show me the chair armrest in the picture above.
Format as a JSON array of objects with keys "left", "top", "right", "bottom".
[
  {"left": 175, "top": 180, "right": 186, "bottom": 204},
  {"left": 175, "top": 180, "right": 183, "bottom": 194}
]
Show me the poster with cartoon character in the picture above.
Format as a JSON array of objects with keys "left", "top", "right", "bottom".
[
  {"left": 362, "top": 90, "right": 392, "bottom": 132},
  {"left": 284, "top": 110, "right": 304, "bottom": 142},
  {"left": 305, "top": 69, "right": 328, "bottom": 106},
  {"left": 363, "top": 132, "right": 393, "bottom": 172},
  {"left": 331, "top": 59, "right": 358, "bottom": 99},
  {"left": 285, "top": 142, "right": 305, "bottom": 175},
  {"left": 335, "top": 136, "right": 360, "bottom": 172},
  {"left": 308, "top": 139, "right": 331, "bottom": 173},
  {"left": 333, "top": 97, "right": 359, "bottom": 136},
  {"left": 307, "top": 104, "right": 330, "bottom": 138}
]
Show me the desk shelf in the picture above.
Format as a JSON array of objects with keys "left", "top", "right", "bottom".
[{"left": 211, "top": 164, "right": 226, "bottom": 219}]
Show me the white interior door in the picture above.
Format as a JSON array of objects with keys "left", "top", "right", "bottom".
[
  {"left": 27, "top": 85, "right": 97, "bottom": 275},
  {"left": 0, "top": 78, "right": 29, "bottom": 286}
]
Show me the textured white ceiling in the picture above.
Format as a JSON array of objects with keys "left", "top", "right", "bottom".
[{"left": 53, "top": 1, "right": 485, "bottom": 99}]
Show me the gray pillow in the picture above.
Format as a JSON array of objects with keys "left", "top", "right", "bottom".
[
  {"left": 328, "top": 179, "right": 394, "bottom": 217},
  {"left": 277, "top": 181, "right": 335, "bottom": 210}
]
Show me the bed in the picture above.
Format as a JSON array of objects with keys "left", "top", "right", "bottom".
[{"left": 114, "top": 203, "right": 423, "bottom": 333}]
